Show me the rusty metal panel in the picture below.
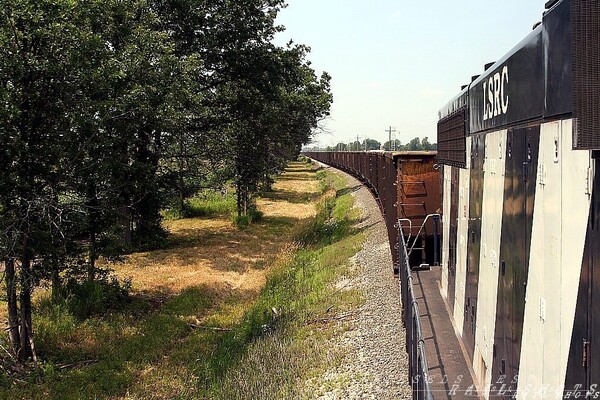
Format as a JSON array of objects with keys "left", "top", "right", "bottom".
[
  {"left": 396, "top": 155, "right": 440, "bottom": 234},
  {"left": 395, "top": 153, "right": 441, "bottom": 267},
  {"left": 383, "top": 156, "right": 399, "bottom": 269}
]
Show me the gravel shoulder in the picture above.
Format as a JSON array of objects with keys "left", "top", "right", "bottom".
[{"left": 305, "top": 166, "right": 412, "bottom": 399}]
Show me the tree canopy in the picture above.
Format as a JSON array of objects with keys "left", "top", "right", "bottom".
[{"left": 312, "top": 136, "right": 436, "bottom": 152}]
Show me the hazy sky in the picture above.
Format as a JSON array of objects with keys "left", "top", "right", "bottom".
[{"left": 274, "top": 0, "right": 545, "bottom": 147}]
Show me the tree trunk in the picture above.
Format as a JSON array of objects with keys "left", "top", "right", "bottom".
[
  {"left": 132, "top": 127, "right": 163, "bottom": 247},
  {"left": 88, "top": 230, "right": 96, "bottom": 282},
  {"left": 51, "top": 255, "right": 61, "bottom": 302},
  {"left": 179, "top": 183, "right": 185, "bottom": 216},
  {"left": 5, "top": 258, "right": 21, "bottom": 356},
  {"left": 237, "top": 186, "right": 249, "bottom": 217},
  {"left": 19, "top": 249, "right": 33, "bottom": 361},
  {"left": 237, "top": 185, "right": 243, "bottom": 217},
  {"left": 120, "top": 205, "right": 133, "bottom": 246},
  {"left": 179, "top": 141, "right": 186, "bottom": 215},
  {"left": 87, "top": 181, "right": 98, "bottom": 281}
]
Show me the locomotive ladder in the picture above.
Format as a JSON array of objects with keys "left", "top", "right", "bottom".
[{"left": 396, "top": 213, "right": 440, "bottom": 270}]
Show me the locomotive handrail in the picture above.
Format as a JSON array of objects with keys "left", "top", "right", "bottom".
[
  {"left": 398, "top": 220, "right": 433, "bottom": 400},
  {"left": 395, "top": 218, "right": 413, "bottom": 245},
  {"left": 407, "top": 213, "right": 440, "bottom": 258}
]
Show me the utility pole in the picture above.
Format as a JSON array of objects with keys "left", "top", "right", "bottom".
[{"left": 385, "top": 126, "right": 397, "bottom": 151}]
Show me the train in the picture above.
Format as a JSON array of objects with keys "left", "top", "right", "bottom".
[
  {"left": 306, "top": 0, "right": 599, "bottom": 397},
  {"left": 301, "top": 150, "right": 441, "bottom": 271},
  {"left": 437, "top": 0, "right": 598, "bottom": 396}
]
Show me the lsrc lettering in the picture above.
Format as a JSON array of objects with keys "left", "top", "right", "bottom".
[{"left": 483, "top": 65, "right": 509, "bottom": 121}]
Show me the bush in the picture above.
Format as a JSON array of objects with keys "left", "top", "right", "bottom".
[
  {"left": 62, "top": 273, "right": 131, "bottom": 319},
  {"left": 164, "top": 191, "right": 236, "bottom": 220},
  {"left": 297, "top": 155, "right": 311, "bottom": 164},
  {"left": 232, "top": 209, "right": 264, "bottom": 229}
]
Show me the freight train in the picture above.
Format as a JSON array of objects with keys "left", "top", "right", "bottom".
[
  {"left": 437, "top": 0, "right": 598, "bottom": 397},
  {"left": 302, "top": 150, "right": 441, "bottom": 270}
]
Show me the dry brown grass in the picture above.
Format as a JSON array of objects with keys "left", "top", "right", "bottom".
[{"left": 108, "top": 161, "right": 319, "bottom": 299}]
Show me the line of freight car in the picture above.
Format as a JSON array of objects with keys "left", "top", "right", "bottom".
[{"left": 303, "top": 151, "right": 441, "bottom": 270}]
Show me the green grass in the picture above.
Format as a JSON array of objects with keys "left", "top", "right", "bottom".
[
  {"left": 164, "top": 190, "right": 266, "bottom": 231},
  {"left": 0, "top": 286, "right": 215, "bottom": 399},
  {"left": 200, "top": 170, "right": 365, "bottom": 399},
  {"left": 0, "top": 166, "right": 366, "bottom": 399},
  {"left": 163, "top": 191, "right": 237, "bottom": 220},
  {"left": 232, "top": 208, "right": 264, "bottom": 229}
]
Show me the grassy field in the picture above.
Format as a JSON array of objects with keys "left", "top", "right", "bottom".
[{"left": 0, "top": 162, "right": 366, "bottom": 399}]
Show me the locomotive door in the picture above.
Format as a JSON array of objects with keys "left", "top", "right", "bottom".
[
  {"left": 565, "top": 156, "right": 600, "bottom": 393},
  {"left": 463, "top": 134, "right": 485, "bottom": 359},
  {"left": 447, "top": 167, "right": 459, "bottom": 313},
  {"left": 491, "top": 126, "right": 539, "bottom": 394}
]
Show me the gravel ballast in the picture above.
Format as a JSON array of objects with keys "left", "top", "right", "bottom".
[{"left": 305, "top": 167, "right": 412, "bottom": 399}]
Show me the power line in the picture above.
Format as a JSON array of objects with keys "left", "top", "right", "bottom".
[{"left": 385, "top": 126, "right": 397, "bottom": 151}]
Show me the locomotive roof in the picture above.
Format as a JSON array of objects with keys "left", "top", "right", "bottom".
[{"left": 438, "top": 0, "right": 572, "bottom": 132}]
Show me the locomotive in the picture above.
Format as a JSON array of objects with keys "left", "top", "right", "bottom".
[{"left": 437, "top": 0, "right": 599, "bottom": 397}]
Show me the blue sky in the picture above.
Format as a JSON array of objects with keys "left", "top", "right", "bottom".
[{"left": 274, "top": 1, "right": 545, "bottom": 147}]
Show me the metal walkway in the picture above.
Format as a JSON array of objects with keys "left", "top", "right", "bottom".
[{"left": 412, "top": 266, "right": 480, "bottom": 399}]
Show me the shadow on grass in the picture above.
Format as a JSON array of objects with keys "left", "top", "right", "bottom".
[
  {"left": 274, "top": 174, "right": 315, "bottom": 181},
  {"left": 260, "top": 215, "right": 299, "bottom": 230},
  {"left": 336, "top": 185, "right": 362, "bottom": 197},
  {"left": 261, "top": 189, "right": 321, "bottom": 204},
  {"left": 283, "top": 163, "right": 316, "bottom": 172},
  {"left": 14, "top": 285, "right": 219, "bottom": 400},
  {"left": 166, "top": 229, "right": 229, "bottom": 248},
  {"left": 110, "top": 216, "right": 303, "bottom": 278}
]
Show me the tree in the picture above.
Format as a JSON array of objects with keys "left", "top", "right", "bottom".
[
  {"left": 0, "top": 0, "right": 332, "bottom": 362},
  {"left": 348, "top": 141, "right": 362, "bottom": 151},
  {"left": 363, "top": 138, "right": 381, "bottom": 151},
  {"left": 334, "top": 142, "right": 348, "bottom": 152},
  {"left": 0, "top": 0, "right": 106, "bottom": 359},
  {"left": 407, "top": 137, "right": 422, "bottom": 151},
  {"left": 421, "top": 136, "right": 436, "bottom": 150},
  {"left": 383, "top": 139, "right": 403, "bottom": 151}
]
